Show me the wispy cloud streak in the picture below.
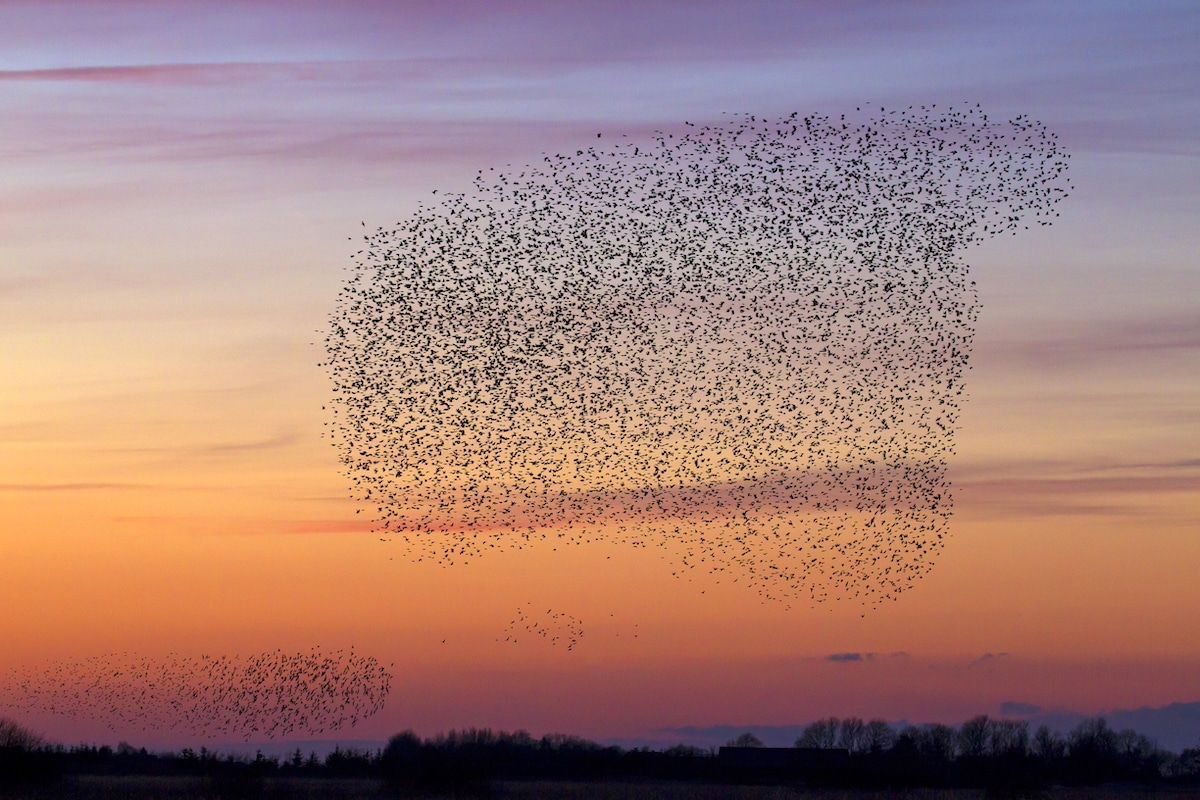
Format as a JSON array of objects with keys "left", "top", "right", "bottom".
[
  {"left": 0, "top": 58, "right": 603, "bottom": 85},
  {"left": 0, "top": 482, "right": 149, "bottom": 492},
  {"left": 981, "top": 314, "right": 1200, "bottom": 369}
]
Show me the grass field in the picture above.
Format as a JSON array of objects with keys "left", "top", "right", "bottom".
[{"left": 2, "top": 777, "right": 1198, "bottom": 800}]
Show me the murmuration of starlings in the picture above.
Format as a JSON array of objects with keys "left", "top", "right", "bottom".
[
  {"left": 2, "top": 648, "right": 392, "bottom": 741},
  {"left": 324, "top": 104, "right": 1070, "bottom": 609}
]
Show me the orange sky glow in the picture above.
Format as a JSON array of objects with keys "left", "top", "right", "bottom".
[{"left": 1, "top": 1, "right": 1198, "bottom": 750}]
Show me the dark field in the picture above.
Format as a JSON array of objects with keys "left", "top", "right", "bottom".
[{"left": 3, "top": 778, "right": 1199, "bottom": 800}]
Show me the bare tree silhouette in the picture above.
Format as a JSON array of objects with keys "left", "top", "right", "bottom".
[
  {"left": 957, "top": 714, "right": 990, "bottom": 758},
  {"left": 837, "top": 717, "right": 866, "bottom": 752},
  {"left": 0, "top": 718, "right": 44, "bottom": 750},
  {"left": 726, "top": 732, "right": 764, "bottom": 748},
  {"left": 1033, "top": 724, "right": 1066, "bottom": 762},
  {"left": 989, "top": 718, "right": 1030, "bottom": 757},
  {"left": 796, "top": 717, "right": 839, "bottom": 748},
  {"left": 864, "top": 719, "right": 896, "bottom": 753}
]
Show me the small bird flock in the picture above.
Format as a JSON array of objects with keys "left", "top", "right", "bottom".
[
  {"left": 1, "top": 648, "right": 392, "bottom": 741},
  {"left": 499, "top": 606, "right": 584, "bottom": 650},
  {"left": 325, "top": 104, "right": 1070, "bottom": 607}
]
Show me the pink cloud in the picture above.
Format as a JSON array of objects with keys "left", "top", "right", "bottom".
[
  {"left": 3, "top": 107, "right": 672, "bottom": 171},
  {"left": 360, "top": 464, "right": 950, "bottom": 536},
  {"left": 108, "top": 514, "right": 376, "bottom": 535},
  {"left": 0, "top": 482, "right": 150, "bottom": 492},
  {"left": 963, "top": 476, "right": 1198, "bottom": 496},
  {"left": 0, "top": 58, "right": 595, "bottom": 85},
  {"left": 979, "top": 313, "right": 1200, "bottom": 368},
  {"left": 957, "top": 474, "right": 1198, "bottom": 519}
]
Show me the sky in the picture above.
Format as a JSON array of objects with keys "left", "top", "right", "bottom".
[{"left": 1, "top": 0, "right": 1198, "bottom": 749}]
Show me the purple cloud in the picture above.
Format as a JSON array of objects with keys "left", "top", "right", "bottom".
[{"left": 982, "top": 314, "right": 1200, "bottom": 369}]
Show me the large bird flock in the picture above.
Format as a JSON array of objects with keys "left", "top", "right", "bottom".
[
  {"left": 327, "top": 104, "right": 1070, "bottom": 607},
  {"left": 1, "top": 648, "right": 391, "bottom": 741}
]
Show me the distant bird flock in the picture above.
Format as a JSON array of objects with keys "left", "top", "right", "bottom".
[
  {"left": 500, "top": 606, "right": 584, "bottom": 650},
  {"left": 325, "top": 105, "right": 1070, "bottom": 608},
  {"left": 2, "top": 648, "right": 391, "bottom": 740}
]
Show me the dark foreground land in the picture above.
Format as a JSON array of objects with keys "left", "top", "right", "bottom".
[
  {"left": 4, "top": 715, "right": 1200, "bottom": 799},
  {"left": 4, "top": 777, "right": 1200, "bottom": 800}
]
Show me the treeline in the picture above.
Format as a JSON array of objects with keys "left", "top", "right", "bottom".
[
  {"left": 783, "top": 714, "right": 1199, "bottom": 788},
  {"left": 2, "top": 715, "right": 1199, "bottom": 792},
  {"left": 0, "top": 730, "right": 702, "bottom": 791},
  {"left": 0, "top": 739, "right": 383, "bottom": 790}
]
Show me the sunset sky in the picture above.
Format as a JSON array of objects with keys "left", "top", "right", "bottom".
[{"left": 1, "top": 1, "right": 1198, "bottom": 749}]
